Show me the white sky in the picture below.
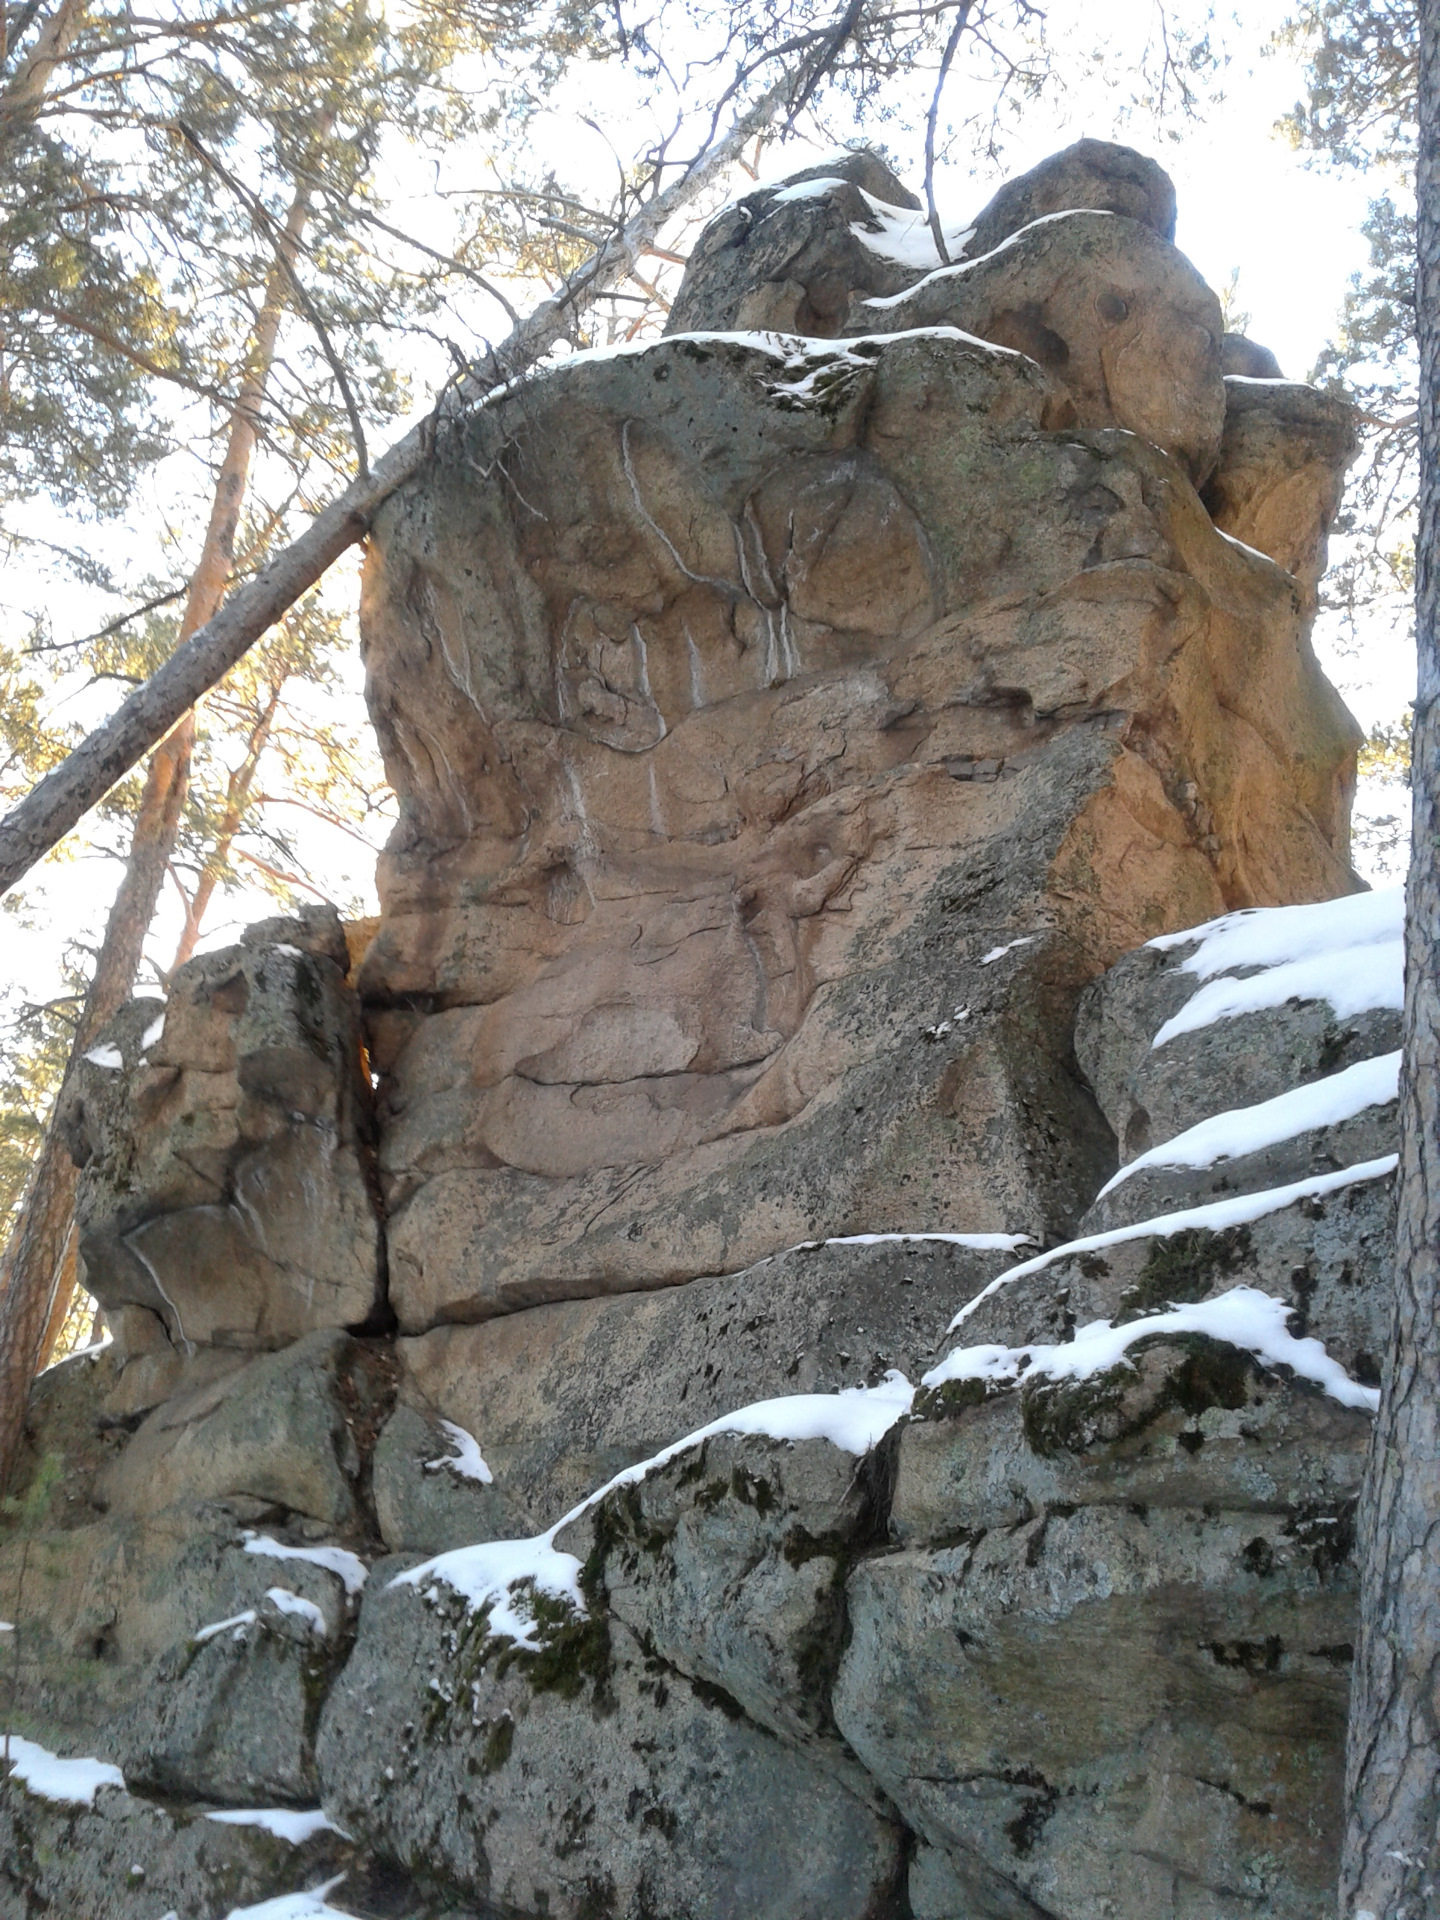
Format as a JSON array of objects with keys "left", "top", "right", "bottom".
[{"left": 0, "top": 0, "right": 1415, "bottom": 1030}]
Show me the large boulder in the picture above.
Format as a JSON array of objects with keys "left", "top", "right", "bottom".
[
  {"left": 1203, "top": 377, "right": 1359, "bottom": 622},
  {"left": 849, "top": 210, "right": 1227, "bottom": 481},
  {"left": 318, "top": 1554, "right": 906, "bottom": 1920},
  {"left": 960, "top": 136, "right": 1178, "bottom": 258},
  {"left": 0, "top": 1338, "right": 386, "bottom": 1778},
  {"left": 59, "top": 921, "right": 385, "bottom": 1351},
  {"left": 5, "top": 139, "right": 1391, "bottom": 1920},
  {"left": 0, "top": 1774, "right": 366, "bottom": 1920},
  {"left": 393, "top": 1232, "right": 1018, "bottom": 1527},
  {"left": 666, "top": 148, "right": 931, "bottom": 335},
  {"left": 359, "top": 322, "right": 1356, "bottom": 1335}
]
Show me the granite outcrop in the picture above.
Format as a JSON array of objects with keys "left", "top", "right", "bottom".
[{"left": 0, "top": 140, "right": 1387, "bottom": 1920}]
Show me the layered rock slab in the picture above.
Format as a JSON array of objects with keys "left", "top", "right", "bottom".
[
  {"left": 390, "top": 1232, "right": 1018, "bottom": 1529},
  {"left": 665, "top": 146, "right": 927, "bottom": 336},
  {"left": 60, "top": 920, "right": 385, "bottom": 1350},
  {"left": 850, "top": 209, "right": 1228, "bottom": 481},
  {"left": 359, "top": 324, "right": 1358, "bottom": 1334}
]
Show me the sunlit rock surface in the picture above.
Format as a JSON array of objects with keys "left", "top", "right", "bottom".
[{"left": 3, "top": 142, "right": 1387, "bottom": 1920}]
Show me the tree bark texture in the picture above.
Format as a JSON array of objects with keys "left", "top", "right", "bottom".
[
  {"left": 0, "top": 0, "right": 89, "bottom": 129},
  {"left": 1341, "top": 0, "right": 1440, "bottom": 1911},
  {"left": 0, "top": 66, "right": 797, "bottom": 901}
]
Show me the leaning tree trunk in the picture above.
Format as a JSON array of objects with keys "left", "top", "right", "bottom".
[
  {"left": 1340, "top": 0, "right": 1440, "bottom": 1909},
  {"left": 0, "top": 167, "right": 319, "bottom": 1489},
  {"left": 0, "top": 67, "right": 799, "bottom": 901}
]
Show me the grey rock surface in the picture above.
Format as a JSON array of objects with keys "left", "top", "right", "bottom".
[
  {"left": 952, "top": 1165, "right": 1394, "bottom": 1387},
  {"left": 119, "top": 1577, "right": 346, "bottom": 1804},
  {"left": 835, "top": 1504, "right": 1353, "bottom": 1920},
  {"left": 554, "top": 1428, "right": 893, "bottom": 1760},
  {"left": 961, "top": 136, "right": 1178, "bottom": 257},
  {"left": 372, "top": 1400, "right": 522, "bottom": 1554},
  {"left": 396, "top": 1234, "right": 1018, "bottom": 1528},
  {"left": 1082, "top": 1097, "right": 1396, "bottom": 1229},
  {"left": 318, "top": 1558, "right": 906, "bottom": 1920},
  {"left": 666, "top": 149, "right": 925, "bottom": 336},
  {"left": 95, "top": 1327, "right": 394, "bottom": 1526},
  {"left": 60, "top": 934, "right": 385, "bottom": 1350},
  {"left": 0, "top": 1781, "right": 370, "bottom": 1920},
  {"left": 1074, "top": 928, "right": 1397, "bottom": 1157},
  {"left": 1221, "top": 332, "right": 1285, "bottom": 378}
]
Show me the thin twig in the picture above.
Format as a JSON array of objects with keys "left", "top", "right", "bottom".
[
  {"left": 174, "top": 120, "right": 371, "bottom": 480},
  {"left": 925, "top": 1, "right": 975, "bottom": 267}
]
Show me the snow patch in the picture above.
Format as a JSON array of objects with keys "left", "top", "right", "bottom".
[
  {"left": 812, "top": 1230, "right": 1032, "bottom": 1253},
  {"left": 83, "top": 1044, "right": 123, "bottom": 1070},
  {"left": 1146, "top": 888, "right": 1404, "bottom": 1047},
  {"left": 425, "top": 1418, "right": 494, "bottom": 1485},
  {"left": 1152, "top": 944, "right": 1403, "bottom": 1047},
  {"left": 1099, "top": 1052, "right": 1400, "bottom": 1197},
  {"left": 265, "top": 1588, "right": 328, "bottom": 1636},
  {"left": 242, "top": 1534, "right": 367, "bottom": 1596},
  {"left": 925, "top": 1285, "right": 1378, "bottom": 1411},
  {"left": 194, "top": 1610, "right": 257, "bottom": 1645},
  {"left": 1216, "top": 528, "right": 1282, "bottom": 568},
  {"left": 861, "top": 208, "right": 1118, "bottom": 310},
  {"left": 1, "top": 1735, "right": 125, "bottom": 1806},
  {"left": 390, "top": 1535, "right": 585, "bottom": 1649},
  {"left": 391, "top": 1374, "right": 917, "bottom": 1648},
  {"left": 222, "top": 1877, "right": 350, "bottom": 1920},
  {"left": 205, "top": 1807, "right": 348, "bottom": 1845},
  {"left": 980, "top": 937, "right": 1036, "bottom": 965},
  {"left": 141, "top": 1014, "right": 166, "bottom": 1050},
  {"left": 949, "top": 1155, "right": 1399, "bottom": 1330},
  {"left": 770, "top": 173, "right": 848, "bottom": 202},
  {"left": 847, "top": 188, "right": 974, "bottom": 270}
]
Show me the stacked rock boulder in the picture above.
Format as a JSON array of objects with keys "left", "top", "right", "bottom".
[{"left": 0, "top": 140, "right": 1389, "bottom": 1920}]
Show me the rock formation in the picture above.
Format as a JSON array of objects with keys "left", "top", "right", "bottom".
[{"left": 0, "top": 140, "right": 1386, "bottom": 1920}]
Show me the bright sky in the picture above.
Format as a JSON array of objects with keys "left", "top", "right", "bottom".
[{"left": 0, "top": 0, "right": 1415, "bottom": 1035}]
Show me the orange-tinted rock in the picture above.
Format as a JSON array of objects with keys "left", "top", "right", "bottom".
[
  {"left": 1202, "top": 375, "right": 1359, "bottom": 622},
  {"left": 357, "top": 327, "right": 1358, "bottom": 1335},
  {"left": 850, "top": 210, "right": 1227, "bottom": 482}
]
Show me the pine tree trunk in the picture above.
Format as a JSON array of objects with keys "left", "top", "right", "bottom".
[
  {"left": 0, "top": 169, "right": 318, "bottom": 1490},
  {"left": 0, "top": 0, "right": 89, "bottom": 127},
  {"left": 1340, "top": 0, "right": 1440, "bottom": 1909},
  {"left": 170, "top": 679, "right": 284, "bottom": 972}
]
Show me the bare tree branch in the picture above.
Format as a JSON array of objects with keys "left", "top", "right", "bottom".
[{"left": 925, "top": 1, "right": 974, "bottom": 266}]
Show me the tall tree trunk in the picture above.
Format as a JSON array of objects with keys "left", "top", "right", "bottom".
[
  {"left": 169, "top": 678, "right": 284, "bottom": 972},
  {"left": 0, "top": 166, "right": 319, "bottom": 1492},
  {"left": 1340, "top": 0, "right": 1440, "bottom": 1910},
  {"left": 0, "top": 0, "right": 88, "bottom": 127}
]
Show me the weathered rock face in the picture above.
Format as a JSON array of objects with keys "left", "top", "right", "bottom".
[
  {"left": 4, "top": 142, "right": 1389, "bottom": 1920},
  {"left": 60, "top": 908, "right": 385, "bottom": 1351},
  {"left": 359, "top": 325, "right": 1356, "bottom": 1338},
  {"left": 1202, "top": 376, "right": 1359, "bottom": 622},
  {"left": 392, "top": 1233, "right": 1018, "bottom": 1526},
  {"left": 960, "top": 135, "right": 1179, "bottom": 258},
  {"left": 851, "top": 210, "right": 1228, "bottom": 482},
  {"left": 665, "top": 146, "right": 925, "bottom": 336}
]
